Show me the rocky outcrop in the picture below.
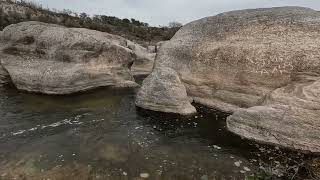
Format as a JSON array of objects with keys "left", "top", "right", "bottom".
[
  {"left": 147, "top": 41, "right": 167, "bottom": 53},
  {"left": 136, "top": 7, "right": 320, "bottom": 152},
  {"left": 147, "top": 45, "right": 156, "bottom": 53},
  {"left": 0, "top": 21, "right": 152, "bottom": 94},
  {"left": 136, "top": 67, "right": 196, "bottom": 115},
  {"left": 128, "top": 41, "right": 155, "bottom": 76},
  {"left": 227, "top": 76, "right": 320, "bottom": 153}
]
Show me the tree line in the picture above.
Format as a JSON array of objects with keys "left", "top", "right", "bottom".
[{"left": 0, "top": 0, "right": 182, "bottom": 44}]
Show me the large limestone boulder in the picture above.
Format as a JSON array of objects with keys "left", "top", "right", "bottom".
[
  {"left": 0, "top": 21, "right": 145, "bottom": 94},
  {"left": 136, "top": 7, "right": 320, "bottom": 152}
]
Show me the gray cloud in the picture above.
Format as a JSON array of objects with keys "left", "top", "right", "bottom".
[{"left": 30, "top": 0, "right": 320, "bottom": 26}]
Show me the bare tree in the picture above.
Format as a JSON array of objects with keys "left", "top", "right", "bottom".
[
  {"left": 61, "top": 9, "right": 73, "bottom": 16},
  {"left": 168, "top": 21, "right": 182, "bottom": 28}
]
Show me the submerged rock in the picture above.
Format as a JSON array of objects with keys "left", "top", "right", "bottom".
[
  {"left": 136, "top": 7, "right": 320, "bottom": 152},
  {"left": 0, "top": 21, "right": 150, "bottom": 94}
]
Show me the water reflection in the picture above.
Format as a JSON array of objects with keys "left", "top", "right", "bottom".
[{"left": 0, "top": 85, "right": 314, "bottom": 180}]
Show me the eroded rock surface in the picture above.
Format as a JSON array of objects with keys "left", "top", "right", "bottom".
[
  {"left": 0, "top": 63, "right": 9, "bottom": 85},
  {"left": 228, "top": 76, "right": 320, "bottom": 153},
  {"left": 0, "top": 21, "right": 149, "bottom": 94},
  {"left": 128, "top": 41, "right": 156, "bottom": 76},
  {"left": 136, "top": 7, "right": 320, "bottom": 152},
  {"left": 136, "top": 67, "right": 196, "bottom": 115}
]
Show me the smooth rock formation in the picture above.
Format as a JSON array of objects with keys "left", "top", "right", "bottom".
[
  {"left": 136, "top": 7, "right": 320, "bottom": 152},
  {"left": 136, "top": 67, "right": 196, "bottom": 115},
  {"left": 128, "top": 41, "right": 156, "bottom": 76},
  {"left": 0, "top": 21, "right": 149, "bottom": 94},
  {"left": 228, "top": 76, "right": 320, "bottom": 153}
]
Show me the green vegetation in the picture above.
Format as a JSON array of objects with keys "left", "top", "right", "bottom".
[
  {"left": 245, "top": 171, "right": 273, "bottom": 180},
  {"left": 0, "top": 0, "right": 182, "bottom": 44}
]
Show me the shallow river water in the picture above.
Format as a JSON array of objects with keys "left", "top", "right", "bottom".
[{"left": 0, "top": 79, "right": 314, "bottom": 180}]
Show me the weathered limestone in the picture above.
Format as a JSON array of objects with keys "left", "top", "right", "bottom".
[
  {"left": 136, "top": 7, "right": 320, "bottom": 152},
  {"left": 136, "top": 67, "right": 196, "bottom": 115},
  {"left": 128, "top": 41, "right": 156, "bottom": 76},
  {"left": 0, "top": 21, "right": 145, "bottom": 94},
  {"left": 228, "top": 76, "right": 320, "bottom": 153}
]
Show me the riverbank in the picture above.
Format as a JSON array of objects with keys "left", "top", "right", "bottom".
[{"left": 0, "top": 83, "right": 317, "bottom": 180}]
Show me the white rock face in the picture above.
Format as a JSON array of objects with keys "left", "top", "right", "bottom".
[
  {"left": 0, "top": 21, "right": 152, "bottom": 94},
  {"left": 136, "top": 7, "right": 320, "bottom": 152}
]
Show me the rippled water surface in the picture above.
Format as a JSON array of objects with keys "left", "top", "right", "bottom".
[{"left": 0, "top": 81, "right": 312, "bottom": 180}]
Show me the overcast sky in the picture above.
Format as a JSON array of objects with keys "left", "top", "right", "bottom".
[{"left": 30, "top": 0, "right": 320, "bottom": 26}]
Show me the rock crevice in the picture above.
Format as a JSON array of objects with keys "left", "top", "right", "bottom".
[{"left": 0, "top": 63, "right": 10, "bottom": 85}]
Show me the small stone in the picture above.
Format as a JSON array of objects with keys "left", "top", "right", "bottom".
[
  {"left": 240, "top": 170, "right": 246, "bottom": 174},
  {"left": 244, "top": 167, "right": 251, "bottom": 171},
  {"left": 140, "top": 173, "right": 150, "bottom": 178},
  {"left": 123, "top": 172, "right": 127, "bottom": 176},
  {"left": 234, "top": 161, "right": 242, "bottom": 167}
]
